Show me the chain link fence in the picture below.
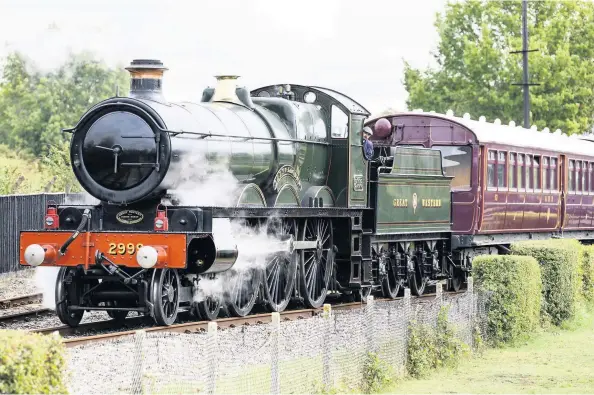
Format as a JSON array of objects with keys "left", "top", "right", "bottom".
[{"left": 65, "top": 279, "right": 490, "bottom": 394}]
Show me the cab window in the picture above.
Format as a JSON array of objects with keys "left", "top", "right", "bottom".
[{"left": 331, "top": 105, "right": 348, "bottom": 138}]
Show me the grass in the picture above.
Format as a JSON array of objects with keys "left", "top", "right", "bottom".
[
  {"left": 383, "top": 306, "right": 594, "bottom": 394},
  {"left": 0, "top": 144, "right": 79, "bottom": 194},
  {"left": 0, "top": 147, "right": 47, "bottom": 193}
]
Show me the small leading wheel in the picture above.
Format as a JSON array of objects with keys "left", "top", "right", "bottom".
[
  {"left": 299, "top": 218, "right": 333, "bottom": 309},
  {"left": 263, "top": 219, "right": 298, "bottom": 312},
  {"left": 55, "top": 267, "right": 84, "bottom": 327},
  {"left": 150, "top": 268, "right": 180, "bottom": 326},
  {"left": 409, "top": 256, "right": 427, "bottom": 296},
  {"left": 227, "top": 268, "right": 261, "bottom": 317},
  {"left": 193, "top": 274, "right": 221, "bottom": 321},
  {"left": 382, "top": 256, "right": 402, "bottom": 299}
]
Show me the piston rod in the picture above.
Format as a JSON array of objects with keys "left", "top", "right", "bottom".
[{"left": 267, "top": 236, "right": 320, "bottom": 254}]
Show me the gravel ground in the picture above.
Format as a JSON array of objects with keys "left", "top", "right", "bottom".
[
  {"left": 64, "top": 295, "right": 472, "bottom": 395},
  {"left": 0, "top": 269, "right": 40, "bottom": 300}
]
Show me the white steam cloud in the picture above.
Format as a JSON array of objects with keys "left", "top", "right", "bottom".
[
  {"left": 192, "top": 217, "right": 291, "bottom": 304},
  {"left": 168, "top": 148, "right": 292, "bottom": 306},
  {"left": 168, "top": 151, "right": 241, "bottom": 207},
  {"left": 33, "top": 266, "right": 60, "bottom": 310},
  {"left": 63, "top": 191, "right": 100, "bottom": 205}
]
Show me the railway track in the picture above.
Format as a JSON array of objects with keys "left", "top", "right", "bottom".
[
  {"left": 0, "top": 293, "right": 43, "bottom": 309},
  {"left": 0, "top": 293, "right": 51, "bottom": 323},
  {"left": 34, "top": 289, "right": 462, "bottom": 348}
]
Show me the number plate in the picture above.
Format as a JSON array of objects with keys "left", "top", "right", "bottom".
[
  {"left": 108, "top": 243, "right": 144, "bottom": 256},
  {"left": 353, "top": 174, "right": 364, "bottom": 192}
]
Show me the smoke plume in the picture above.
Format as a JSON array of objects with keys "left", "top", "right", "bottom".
[
  {"left": 168, "top": 148, "right": 292, "bottom": 305},
  {"left": 33, "top": 266, "right": 60, "bottom": 310}
]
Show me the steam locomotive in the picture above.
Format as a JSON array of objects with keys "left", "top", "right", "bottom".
[{"left": 20, "top": 59, "right": 594, "bottom": 327}]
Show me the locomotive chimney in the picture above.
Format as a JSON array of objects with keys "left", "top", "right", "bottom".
[
  {"left": 211, "top": 75, "right": 242, "bottom": 105},
  {"left": 125, "top": 59, "right": 168, "bottom": 102}
]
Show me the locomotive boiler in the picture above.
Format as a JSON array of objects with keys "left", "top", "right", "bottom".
[{"left": 67, "top": 59, "right": 328, "bottom": 206}]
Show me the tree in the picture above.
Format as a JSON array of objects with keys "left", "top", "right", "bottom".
[
  {"left": 403, "top": 0, "right": 594, "bottom": 135},
  {"left": 0, "top": 51, "right": 130, "bottom": 156}
]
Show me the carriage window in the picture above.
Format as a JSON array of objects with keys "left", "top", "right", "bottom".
[
  {"left": 582, "top": 162, "right": 592, "bottom": 192},
  {"left": 331, "top": 105, "right": 348, "bottom": 138},
  {"left": 590, "top": 163, "right": 594, "bottom": 192},
  {"left": 533, "top": 156, "right": 541, "bottom": 190},
  {"left": 487, "top": 150, "right": 496, "bottom": 188},
  {"left": 509, "top": 153, "right": 518, "bottom": 188},
  {"left": 526, "top": 155, "right": 532, "bottom": 190},
  {"left": 518, "top": 154, "right": 525, "bottom": 188},
  {"left": 549, "top": 158, "right": 559, "bottom": 190},
  {"left": 431, "top": 145, "right": 472, "bottom": 190},
  {"left": 543, "top": 157, "right": 550, "bottom": 190},
  {"left": 575, "top": 161, "right": 584, "bottom": 192},
  {"left": 497, "top": 151, "right": 506, "bottom": 187},
  {"left": 569, "top": 160, "right": 575, "bottom": 192}
]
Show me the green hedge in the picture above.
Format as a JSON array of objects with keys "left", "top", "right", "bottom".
[
  {"left": 511, "top": 239, "right": 582, "bottom": 326},
  {"left": 580, "top": 245, "right": 594, "bottom": 302},
  {"left": 472, "top": 255, "right": 541, "bottom": 346},
  {"left": 0, "top": 330, "right": 67, "bottom": 394}
]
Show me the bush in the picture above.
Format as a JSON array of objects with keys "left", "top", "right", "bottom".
[
  {"left": 473, "top": 255, "right": 541, "bottom": 345},
  {"left": 580, "top": 245, "right": 594, "bottom": 303},
  {"left": 511, "top": 239, "right": 582, "bottom": 326},
  {"left": 406, "top": 306, "right": 468, "bottom": 378},
  {"left": 361, "top": 352, "right": 394, "bottom": 394},
  {"left": 0, "top": 330, "right": 68, "bottom": 394}
]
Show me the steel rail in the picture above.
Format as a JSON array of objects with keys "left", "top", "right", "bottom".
[
  {"left": 0, "top": 293, "right": 43, "bottom": 309},
  {"left": 33, "top": 289, "right": 464, "bottom": 348},
  {"left": 0, "top": 308, "right": 51, "bottom": 322}
]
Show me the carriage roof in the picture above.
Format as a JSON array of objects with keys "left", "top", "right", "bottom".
[{"left": 370, "top": 110, "right": 594, "bottom": 157}]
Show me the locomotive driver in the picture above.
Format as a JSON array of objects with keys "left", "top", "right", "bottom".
[
  {"left": 362, "top": 126, "right": 374, "bottom": 161},
  {"left": 361, "top": 126, "right": 393, "bottom": 166}
]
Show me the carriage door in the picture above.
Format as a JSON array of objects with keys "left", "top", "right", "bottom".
[
  {"left": 559, "top": 154, "right": 567, "bottom": 228},
  {"left": 348, "top": 114, "right": 368, "bottom": 208}
]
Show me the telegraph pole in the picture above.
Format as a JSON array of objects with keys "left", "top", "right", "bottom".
[{"left": 511, "top": 0, "right": 539, "bottom": 128}]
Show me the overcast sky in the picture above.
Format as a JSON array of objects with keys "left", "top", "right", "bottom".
[{"left": 0, "top": 0, "right": 447, "bottom": 114}]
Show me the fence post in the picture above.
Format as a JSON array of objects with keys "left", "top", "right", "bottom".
[
  {"left": 366, "top": 295, "right": 375, "bottom": 354},
  {"left": 322, "top": 303, "right": 332, "bottom": 391},
  {"left": 404, "top": 288, "right": 411, "bottom": 324},
  {"left": 132, "top": 330, "right": 146, "bottom": 395},
  {"left": 271, "top": 312, "right": 281, "bottom": 395},
  {"left": 436, "top": 281, "right": 443, "bottom": 305},
  {"left": 207, "top": 322, "right": 218, "bottom": 395},
  {"left": 403, "top": 288, "right": 411, "bottom": 367},
  {"left": 467, "top": 276, "right": 474, "bottom": 346}
]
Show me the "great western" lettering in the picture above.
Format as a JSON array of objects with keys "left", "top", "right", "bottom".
[
  {"left": 392, "top": 199, "right": 408, "bottom": 208},
  {"left": 421, "top": 199, "right": 442, "bottom": 208}
]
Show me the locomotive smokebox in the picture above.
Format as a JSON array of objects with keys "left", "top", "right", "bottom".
[{"left": 125, "top": 59, "right": 168, "bottom": 102}]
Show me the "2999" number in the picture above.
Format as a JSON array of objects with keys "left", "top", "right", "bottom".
[{"left": 108, "top": 243, "right": 143, "bottom": 255}]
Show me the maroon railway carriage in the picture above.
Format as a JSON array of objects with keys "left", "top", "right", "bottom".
[{"left": 364, "top": 110, "right": 594, "bottom": 253}]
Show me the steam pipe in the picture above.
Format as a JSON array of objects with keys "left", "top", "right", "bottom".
[{"left": 59, "top": 209, "right": 91, "bottom": 255}]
